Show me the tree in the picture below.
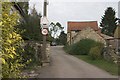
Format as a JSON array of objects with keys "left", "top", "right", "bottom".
[
  {"left": 46, "top": 34, "right": 54, "bottom": 42},
  {"left": 17, "top": 2, "right": 29, "bottom": 14},
  {"left": 49, "top": 22, "right": 63, "bottom": 38},
  {"left": 17, "top": 6, "right": 42, "bottom": 41},
  {"left": 100, "top": 7, "right": 117, "bottom": 36},
  {"left": 59, "top": 31, "right": 67, "bottom": 45}
]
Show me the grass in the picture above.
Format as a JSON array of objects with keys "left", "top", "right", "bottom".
[{"left": 74, "top": 55, "right": 118, "bottom": 75}]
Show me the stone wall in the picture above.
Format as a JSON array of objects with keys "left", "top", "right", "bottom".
[
  {"left": 24, "top": 41, "right": 42, "bottom": 63},
  {"left": 46, "top": 43, "right": 50, "bottom": 62},
  {"left": 24, "top": 41, "right": 50, "bottom": 65},
  {"left": 67, "top": 31, "right": 79, "bottom": 45},
  {"left": 67, "top": 32, "right": 70, "bottom": 44},
  {"left": 72, "top": 27, "right": 106, "bottom": 44}
]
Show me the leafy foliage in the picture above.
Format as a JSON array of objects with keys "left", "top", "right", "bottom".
[
  {"left": 65, "top": 39, "right": 104, "bottom": 55},
  {"left": 49, "top": 22, "right": 63, "bottom": 38},
  {"left": 58, "top": 31, "right": 67, "bottom": 45},
  {"left": 1, "top": 2, "right": 26, "bottom": 78},
  {"left": 15, "top": 3, "right": 43, "bottom": 69},
  {"left": 47, "top": 34, "right": 54, "bottom": 42},
  {"left": 17, "top": 6, "right": 42, "bottom": 41},
  {"left": 89, "top": 43, "right": 104, "bottom": 60},
  {"left": 22, "top": 42, "right": 39, "bottom": 68},
  {"left": 100, "top": 7, "right": 117, "bottom": 36},
  {"left": 17, "top": 2, "right": 29, "bottom": 14},
  {"left": 68, "top": 39, "right": 98, "bottom": 55}
]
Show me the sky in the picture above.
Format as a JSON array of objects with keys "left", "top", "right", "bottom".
[{"left": 29, "top": 0, "right": 119, "bottom": 33}]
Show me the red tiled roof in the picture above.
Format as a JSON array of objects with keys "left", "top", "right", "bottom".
[{"left": 68, "top": 21, "right": 99, "bottom": 32}]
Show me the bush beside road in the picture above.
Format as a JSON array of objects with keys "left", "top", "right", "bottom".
[{"left": 64, "top": 39, "right": 118, "bottom": 75}]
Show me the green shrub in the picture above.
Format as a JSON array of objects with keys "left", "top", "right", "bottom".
[
  {"left": 17, "top": 7, "right": 42, "bottom": 41},
  {"left": 68, "top": 39, "right": 98, "bottom": 55},
  {"left": 22, "top": 43, "right": 36, "bottom": 66},
  {"left": 89, "top": 43, "right": 104, "bottom": 60},
  {"left": 63, "top": 43, "right": 70, "bottom": 53},
  {"left": 1, "top": 2, "right": 25, "bottom": 78}
]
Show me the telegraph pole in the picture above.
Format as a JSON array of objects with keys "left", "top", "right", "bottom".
[{"left": 41, "top": 0, "right": 49, "bottom": 63}]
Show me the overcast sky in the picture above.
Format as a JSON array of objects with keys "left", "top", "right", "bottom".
[{"left": 29, "top": 0, "right": 119, "bottom": 33}]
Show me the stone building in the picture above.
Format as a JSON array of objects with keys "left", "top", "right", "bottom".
[
  {"left": 73, "top": 27, "right": 106, "bottom": 44},
  {"left": 67, "top": 21, "right": 105, "bottom": 45}
]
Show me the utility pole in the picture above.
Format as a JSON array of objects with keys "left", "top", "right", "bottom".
[
  {"left": 41, "top": 0, "right": 49, "bottom": 63},
  {"left": 44, "top": 0, "right": 48, "bottom": 17}
]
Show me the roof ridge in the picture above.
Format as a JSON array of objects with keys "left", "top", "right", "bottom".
[{"left": 68, "top": 21, "right": 97, "bottom": 23}]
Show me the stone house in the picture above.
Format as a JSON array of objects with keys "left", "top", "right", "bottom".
[
  {"left": 101, "top": 24, "right": 120, "bottom": 51},
  {"left": 67, "top": 21, "right": 119, "bottom": 63},
  {"left": 67, "top": 21, "right": 106, "bottom": 45}
]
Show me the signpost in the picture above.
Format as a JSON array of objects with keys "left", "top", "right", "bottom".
[
  {"left": 41, "top": 0, "right": 49, "bottom": 64},
  {"left": 41, "top": 17, "right": 49, "bottom": 28}
]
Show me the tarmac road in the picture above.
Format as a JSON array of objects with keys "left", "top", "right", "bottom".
[{"left": 36, "top": 46, "right": 118, "bottom": 78}]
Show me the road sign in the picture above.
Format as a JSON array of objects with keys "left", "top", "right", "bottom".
[
  {"left": 41, "top": 17, "right": 49, "bottom": 28},
  {"left": 42, "top": 29, "right": 48, "bottom": 35}
]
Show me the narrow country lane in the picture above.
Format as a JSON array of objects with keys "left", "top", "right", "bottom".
[{"left": 36, "top": 46, "right": 118, "bottom": 78}]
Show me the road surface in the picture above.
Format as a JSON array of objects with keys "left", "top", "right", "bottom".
[{"left": 36, "top": 46, "right": 118, "bottom": 78}]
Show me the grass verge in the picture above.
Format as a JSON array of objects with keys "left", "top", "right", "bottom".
[{"left": 74, "top": 55, "right": 118, "bottom": 75}]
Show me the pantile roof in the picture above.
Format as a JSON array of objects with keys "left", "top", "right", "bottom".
[{"left": 68, "top": 21, "right": 99, "bottom": 32}]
